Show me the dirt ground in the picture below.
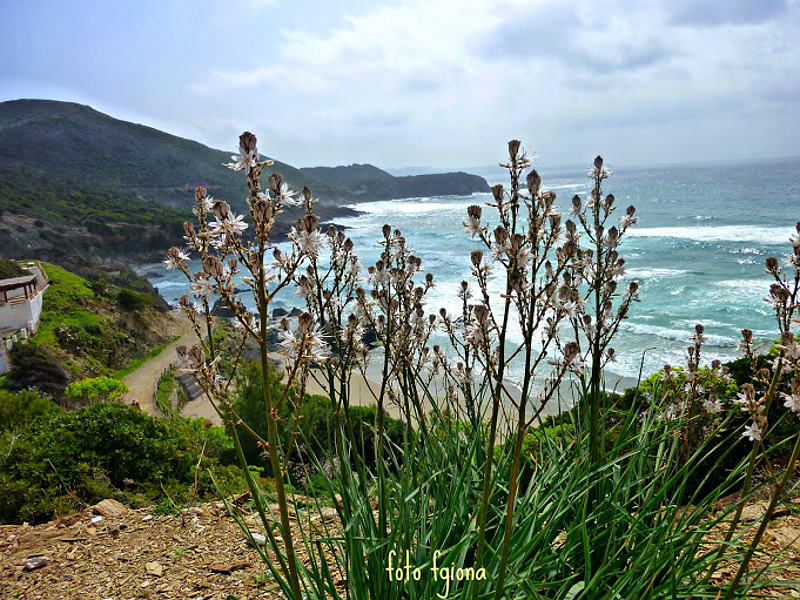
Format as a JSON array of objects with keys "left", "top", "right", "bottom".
[
  {"left": 1, "top": 495, "right": 799, "bottom": 599},
  {"left": 122, "top": 310, "right": 197, "bottom": 415}
]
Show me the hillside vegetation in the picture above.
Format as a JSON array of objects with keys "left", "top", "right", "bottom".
[
  {"left": 2, "top": 263, "right": 176, "bottom": 397},
  {"left": 0, "top": 99, "right": 488, "bottom": 267}
]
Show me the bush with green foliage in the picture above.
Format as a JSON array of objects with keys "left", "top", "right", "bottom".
[
  {"left": 0, "top": 258, "right": 26, "bottom": 279},
  {"left": 0, "top": 389, "right": 60, "bottom": 431},
  {"left": 232, "top": 360, "right": 403, "bottom": 478},
  {"left": 64, "top": 376, "right": 129, "bottom": 408},
  {"left": 0, "top": 401, "right": 243, "bottom": 523}
]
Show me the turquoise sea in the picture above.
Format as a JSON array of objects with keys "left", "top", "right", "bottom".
[{"left": 144, "top": 156, "right": 800, "bottom": 384}]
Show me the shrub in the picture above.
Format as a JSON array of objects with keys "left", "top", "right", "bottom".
[
  {"left": 0, "top": 258, "right": 26, "bottom": 279},
  {"left": 0, "top": 401, "right": 243, "bottom": 523},
  {"left": 232, "top": 359, "right": 403, "bottom": 476},
  {"left": 116, "top": 288, "right": 149, "bottom": 311},
  {"left": 64, "top": 376, "right": 129, "bottom": 408},
  {"left": 0, "top": 389, "right": 60, "bottom": 431}
]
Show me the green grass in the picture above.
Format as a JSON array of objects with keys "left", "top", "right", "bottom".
[
  {"left": 112, "top": 336, "right": 180, "bottom": 379},
  {"left": 36, "top": 262, "right": 99, "bottom": 349},
  {"left": 154, "top": 369, "right": 179, "bottom": 415}
]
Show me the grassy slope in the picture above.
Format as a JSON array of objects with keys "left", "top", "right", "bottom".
[{"left": 34, "top": 263, "right": 175, "bottom": 377}]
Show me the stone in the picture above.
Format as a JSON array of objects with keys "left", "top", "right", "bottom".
[
  {"left": 249, "top": 532, "right": 266, "bottom": 547},
  {"left": 208, "top": 561, "right": 249, "bottom": 573},
  {"left": 22, "top": 556, "right": 50, "bottom": 571},
  {"left": 145, "top": 561, "right": 163, "bottom": 577},
  {"left": 92, "top": 499, "right": 128, "bottom": 518}
]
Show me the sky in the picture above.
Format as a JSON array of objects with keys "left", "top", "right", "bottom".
[{"left": 1, "top": 0, "right": 798, "bottom": 170}]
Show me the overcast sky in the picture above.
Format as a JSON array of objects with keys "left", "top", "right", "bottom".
[{"left": 1, "top": 0, "right": 798, "bottom": 169}]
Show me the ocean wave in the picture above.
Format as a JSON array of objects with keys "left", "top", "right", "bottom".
[
  {"left": 344, "top": 199, "right": 476, "bottom": 217},
  {"left": 626, "top": 225, "right": 793, "bottom": 244},
  {"left": 620, "top": 322, "right": 737, "bottom": 347},
  {"left": 625, "top": 267, "right": 687, "bottom": 279},
  {"left": 676, "top": 215, "right": 718, "bottom": 221}
]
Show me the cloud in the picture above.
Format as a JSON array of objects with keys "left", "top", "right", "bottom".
[
  {"left": 668, "top": 0, "right": 789, "bottom": 26},
  {"left": 8, "top": 0, "right": 796, "bottom": 168}
]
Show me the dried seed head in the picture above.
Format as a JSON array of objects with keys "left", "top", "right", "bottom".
[
  {"left": 508, "top": 139, "right": 521, "bottom": 160},
  {"left": 382, "top": 224, "right": 391, "bottom": 238},
  {"left": 195, "top": 187, "right": 207, "bottom": 203},
  {"left": 695, "top": 324, "right": 704, "bottom": 335},
  {"left": 473, "top": 303, "right": 489, "bottom": 323},
  {"left": 471, "top": 250, "right": 483, "bottom": 267},
  {"left": 467, "top": 204, "right": 482, "bottom": 220},
  {"left": 564, "top": 341, "right": 579, "bottom": 363},
  {"left": 212, "top": 200, "right": 231, "bottom": 220},
  {"left": 572, "top": 195, "right": 581, "bottom": 214},
  {"left": 594, "top": 155, "right": 603, "bottom": 170},
  {"left": 203, "top": 256, "right": 224, "bottom": 278},
  {"left": 527, "top": 169, "right": 541, "bottom": 195},
  {"left": 302, "top": 186, "right": 312, "bottom": 202},
  {"left": 491, "top": 184, "right": 504, "bottom": 204},
  {"left": 765, "top": 256, "right": 779, "bottom": 273},
  {"left": 626, "top": 205, "right": 636, "bottom": 217},
  {"left": 239, "top": 132, "right": 258, "bottom": 161},
  {"left": 298, "top": 312, "right": 314, "bottom": 334},
  {"left": 494, "top": 226, "right": 508, "bottom": 245},
  {"left": 268, "top": 172, "right": 283, "bottom": 196},
  {"left": 741, "top": 328, "right": 754, "bottom": 344},
  {"left": 301, "top": 213, "right": 319, "bottom": 233}
]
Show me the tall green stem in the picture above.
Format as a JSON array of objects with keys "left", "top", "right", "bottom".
[{"left": 723, "top": 430, "right": 800, "bottom": 599}]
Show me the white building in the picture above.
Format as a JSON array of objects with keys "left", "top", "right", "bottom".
[{"left": 0, "top": 261, "right": 49, "bottom": 374}]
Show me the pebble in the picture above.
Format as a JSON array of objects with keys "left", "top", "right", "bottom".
[
  {"left": 249, "top": 532, "right": 266, "bottom": 547},
  {"left": 22, "top": 556, "right": 50, "bottom": 571}
]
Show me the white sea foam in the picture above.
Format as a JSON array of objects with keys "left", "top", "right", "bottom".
[
  {"left": 625, "top": 267, "right": 687, "bottom": 279},
  {"left": 620, "top": 322, "right": 737, "bottom": 347},
  {"left": 627, "top": 225, "right": 793, "bottom": 245}
]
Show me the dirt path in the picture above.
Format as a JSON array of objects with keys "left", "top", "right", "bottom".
[{"left": 122, "top": 310, "right": 196, "bottom": 415}]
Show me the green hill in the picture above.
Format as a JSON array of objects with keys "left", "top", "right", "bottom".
[
  {"left": 0, "top": 99, "right": 489, "bottom": 268},
  {"left": 301, "top": 163, "right": 489, "bottom": 200}
]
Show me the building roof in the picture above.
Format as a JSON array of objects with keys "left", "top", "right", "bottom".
[{"left": 0, "top": 274, "right": 37, "bottom": 292}]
